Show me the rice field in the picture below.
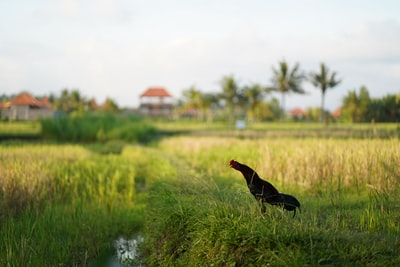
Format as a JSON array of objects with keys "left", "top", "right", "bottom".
[
  {"left": 1, "top": 127, "right": 400, "bottom": 266},
  {"left": 141, "top": 137, "right": 400, "bottom": 266}
]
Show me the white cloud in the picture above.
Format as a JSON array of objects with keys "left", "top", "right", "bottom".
[{"left": 1, "top": 1, "right": 400, "bottom": 109}]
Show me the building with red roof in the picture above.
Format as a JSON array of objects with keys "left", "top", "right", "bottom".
[
  {"left": 10, "top": 92, "right": 43, "bottom": 107},
  {"left": 332, "top": 108, "right": 341, "bottom": 120},
  {"left": 0, "top": 92, "right": 54, "bottom": 120},
  {"left": 288, "top": 108, "right": 307, "bottom": 120},
  {"left": 140, "top": 87, "right": 172, "bottom": 98},
  {"left": 139, "top": 87, "right": 173, "bottom": 116}
]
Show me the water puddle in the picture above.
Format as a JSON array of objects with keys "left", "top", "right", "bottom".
[
  {"left": 97, "top": 236, "right": 144, "bottom": 267},
  {"left": 114, "top": 236, "right": 144, "bottom": 266}
]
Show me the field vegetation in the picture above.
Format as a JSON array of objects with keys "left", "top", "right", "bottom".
[
  {"left": 0, "top": 120, "right": 399, "bottom": 266},
  {"left": 140, "top": 137, "right": 400, "bottom": 266},
  {"left": 0, "top": 121, "right": 41, "bottom": 140},
  {"left": 156, "top": 120, "right": 400, "bottom": 139},
  {"left": 0, "top": 145, "right": 144, "bottom": 266}
]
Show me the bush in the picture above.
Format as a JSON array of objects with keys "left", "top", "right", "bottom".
[{"left": 40, "top": 112, "right": 159, "bottom": 143}]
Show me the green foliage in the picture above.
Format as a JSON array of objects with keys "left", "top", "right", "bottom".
[
  {"left": 54, "top": 88, "right": 85, "bottom": 113},
  {"left": 40, "top": 112, "right": 159, "bottom": 143},
  {"left": 0, "top": 121, "right": 41, "bottom": 141},
  {"left": 243, "top": 83, "right": 266, "bottom": 121},
  {"left": 140, "top": 136, "right": 400, "bottom": 266},
  {"left": 86, "top": 140, "right": 126, "bottom": 155},
  {"left": 2, "top": 204, "right": 143, "bottom": 266},
  {"left": 1, "top": 133, "right": 400, "bottom": 266},
  {"left": 256, "top": 98, "right": 284, "bottom": 121},
  {"left": 366, "top": 93, "right": 400, "bottom": 122},
  {"left": 122, "top": 146, "right": 180, "bottom": 193},
  {"left": 106, "top": 122, "right": 158, "bottom": 143},
  {"left": 154, "top": 121, "right": 399, "bottom": 139},
  {"left": 102, "top": 97, "right": 120, "bottom": 113},
  {"left": 341, "top": 87, "right": 400, "bottom": 123},
  {"left": 51, "top": 89, "right": 120, "bottom": 114},
  {"left": 220, "top": 75, "right": 245, "bottom": 120},
  {"left": 0, "top": 145, "right": 144, "bottom": 266},
  {"left": 0, "top": 121, "right": 40, "bottom": 135}
]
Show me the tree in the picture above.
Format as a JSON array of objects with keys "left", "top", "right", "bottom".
[
  {"left": 342, "top": 90, "right": 359, "bottom": 122},
  {"left": 55, "top": 89, "right": 70, "bottom": 113},
  {"left": 181, "top": 86, "right": 220, "bottom": 122},
  {"left": 103, "top": 98, "right": 120, "bottom": 113},
  {"left": 201, "top": 92, "right": 220, "bottom": 123},
  {"left": 220, "top": 75, "right": 244, "bottom": 121},
  {"left": 366, "top": 93, "right": 400, "bottom": 122},
  {"left": 341, "top": 86, "right": 370, "bottom": 122},
  {"left": 269, "top": 60, "right": 305, "bottom": 120},
  {"left": 182, "top": 86, "right": 205, "bottom": 120},
  {"left": 54, "top": 88, "right": 86, "bottom": 113},
  {"left": 183, "top": 86, "right": 203, "bottom": 108},
  {"left": 243, "top": 83, "right": 266, "bottom": 121},
  {"left": 358, "top": 86, "right": 370, "bottom": 121},
  {"left": 309, "top": 63, "right": 341, "bottom": 122},
  {"left": 70, "top": 90, "right": 84, "bottom": 112},
  {"left": 253, "top": 98, "right": 283, "bottom": 121}
]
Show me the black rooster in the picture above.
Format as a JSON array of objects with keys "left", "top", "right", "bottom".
[{"left": 230, "top": 159, "right": 301, "bottom": 217}]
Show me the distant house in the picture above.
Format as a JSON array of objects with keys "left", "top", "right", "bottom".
[
  {"left": 288, "top": 108, "right": 307, "bottom": 120},
  {"left": 139, "top": 87, "right": 173, "bottom": 116},
  {"left": 0, "top": 92, "right": 54, "bottom": 120},
  {"left": 332, "top": 108, "right": 341, "bottom": 120}
]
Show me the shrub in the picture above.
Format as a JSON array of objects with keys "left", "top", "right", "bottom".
[{"left": 40, "top": 112, "right": 159, "bottom": 143}]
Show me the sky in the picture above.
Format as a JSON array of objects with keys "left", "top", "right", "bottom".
[{"left": 1, "top": 0, "right": 400, "bottom": 111}]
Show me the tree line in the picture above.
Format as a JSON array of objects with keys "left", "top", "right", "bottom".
[
  {"left": 177, "top": 60, "right": 399, "bottom": 123},
  {"left": 2, "top": 60, "right": 399, "bottom": 122},
  {"left": 341, "top": 86, "right": 400, "bottom": 123},
  {"left": 1, "top": 89, "right": 120, "bottom": 114},
  {"left": 51, "top": 89, "right": 119, "bottom": 114}
]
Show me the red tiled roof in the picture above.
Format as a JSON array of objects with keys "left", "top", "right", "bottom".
[
  {"left": 0, "top": 101, "right": 11, "bottom": 109},
  {"left": 288, "top": 108, "right": 307, "bottom": 116},
  {"left": 140, "top": 87, "right": 172, "bottom": 97},
  {"left": 11, "top": 92, "right": 43, "bottom": 107},
  {"left": 40, "top": 97, "right": 51, "bottom": 108},
  {"left": 332, "top": 108, "right": 341, "bottom": 118}
]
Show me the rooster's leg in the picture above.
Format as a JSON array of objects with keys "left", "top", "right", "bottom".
[{"left": 260, "top": 201, "right": 266, "bottom": 213}]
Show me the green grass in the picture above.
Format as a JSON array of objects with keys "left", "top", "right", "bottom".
[
  {"left": 0, "top": 145, "right": 143, "bottom": 266},
  {"left": 1, "top": 119, "right": 399, "bottom": 141},
  {"left": 40, "top": 113, "right": 159, "bottom": 143},
  {"left": 0, "top": 121, "right": 41, "bottom": 134},
  {"left": 139, "top": 136, "right": 400, "bottom": 266},
  {"left": 0, "top": 121, "right": 41, "bottom": 140},
  {"left": 1, "top": 130, "right": 400, "bottom": 265},
  {"left": 156, "top": 121, "right": 400, "bottom": 139}
]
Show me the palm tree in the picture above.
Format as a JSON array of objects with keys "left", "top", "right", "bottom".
[
  {"left": 309, "top": 63, "right": 341, "bottom": 122},
  {"left": 269, "top": 60, "right": 305, "bottom": 120}
]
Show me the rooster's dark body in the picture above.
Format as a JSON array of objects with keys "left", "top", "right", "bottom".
[{"left": 230, "top": 159, "right": 301, "bottom": 217}]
